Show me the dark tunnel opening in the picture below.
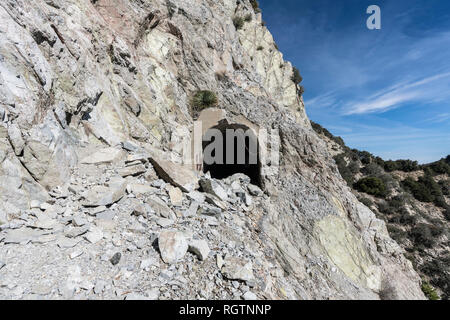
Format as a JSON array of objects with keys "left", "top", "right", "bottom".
[{"left": 202, "top": 123, "right": 262, "bottom": 187}]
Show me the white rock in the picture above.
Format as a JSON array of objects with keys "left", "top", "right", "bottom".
[
  {"left": 84, "top": 226, "right": 104, "bottom": 244},
  {"left": 216, "top": 254, "right": 224, "bottom": 269},
  {"left": 140, "top": 256, "right": 159, "bottom": 269},
  {"left": 242, "top": 291, "right": 258, "bottom": 300},
  {"left": 158, "top": 231, "right": 188, "bottom": 264},
  {"left": 72, "top": 214, "right": 87, "bottom": 227},
  {"left": 80, "top": 148, "right": 124, "bottom": 164},
  {"left": 187, "top": 191, "right": 205, "bottom": 204},
  {"left": 188, "top": 239, "right": 210, "bottom": 261},
  {"left": 125, "top": 293, "right": 152, "bottom": 300},
  {"left": 30, "top": 200, "right": 41, "bottom": 209},
  {"left": 69, "top": 250, "right": 83, "bottom": 259},
  {"left": 155, "top": 217, "right": 174, "bottom": 228},
  {"left": 221, "top": 257, "right": 255, "bottom": 282},
  {"left": 168, "top": 186, "right": 183, "bottom": 206}
]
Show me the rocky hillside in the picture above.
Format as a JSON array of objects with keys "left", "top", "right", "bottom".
[
  {"left": 0, "top": 0, "right": 426, "bottom": 299},
  {"left": 312, "top": 121, "right": 449, "bottom": 300}
]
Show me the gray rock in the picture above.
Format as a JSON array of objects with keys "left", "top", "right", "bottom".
[
  {"left": 64, "top": 226, "right": 89, "bottom": 238},
  {"left": 147, "top": 196, "right": 176, "bottom": 219},
  {"left": 121, "top": 141, "right": 140, "bottom": 152},
  {"left": 199, "top": 178, "right": 229, "bottom": 201},
  {"left": 82, "top": 182, "right": 127, "bottom": 207},
  {"left": 247, "top": 184, "right": 263, "bottom": 196},
  {"left": 117, "top": 164, "right": 146, "bottom": 177},
  {"left": 110, "top": 252, "right": 122, "bottom": 266},
  {"left": 7, "top": 124, "right": 25, "bottom": 156},
  {"left": 198, "top": 204, "right": 221, "bottom": 217}
]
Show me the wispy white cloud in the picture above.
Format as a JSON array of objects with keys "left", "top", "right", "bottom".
[
  {"left": 343, "top": 72, "right": 450, "bottom": 115},
  {"left": 423, "top": 112, "right": 450, "bottom": 124}
]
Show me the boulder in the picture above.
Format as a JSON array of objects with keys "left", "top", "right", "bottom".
[
  {"left": 149, "top": 155, "right": 199, "bottom": 192},
  {"left": 221, "top": 257, "right": 255, "bottom": 282},
  {"left": 158, "top": 231, "right": 188, "bottom": 264}
]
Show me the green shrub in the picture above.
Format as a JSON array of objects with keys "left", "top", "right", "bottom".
[
  {"left": 233, "top": 16, "right": 245, "bottom": 30},
  {"left": 387, "top": 225, "right": 407, "bottom": 243},
  {"left": 402, "top": 177, "right": 434, "bottom": 203},
  {"left": 250, "top": 0, "right": 261, "bottom": 13},
  {"left": 424, "top": 157, "right": 450, "bottom": 175},
  {"left": 311, "top": 121, "right": 344, "bottom": 146},
  {"left": 358, "top": 197, "right": 373, "bottom": 208},
  {"left": 244, "top": 14, "right": 252, "bottom": 22},
  {"left": 444, "top": 206, "right": 450, "bottom": 221},
  {"left": 256, "top": 45, "right": 264, "bottom": 51},
  {"left": 354, "top": 177, "right": 387, "bottom": 198},
  {"left": 439, "top": 179, "right": 449, "bottom": 196},
  {"left": 420, "top": 257, "right": 450, "bottom": 299},
  {"left": 410, "top": 223, "right": 441, "bottom": 248},
  {"left": 388, "top": 208, "right": 417, "bottom": 225},
  {"left": 384, "top": 160, "right": 419, "bottom": 172},
  {"left": 291, "top": 66, "right": 303, "bottom": 84},
  {"left": 421, "top": 282, "right": 440, "bottom": 300},
  {"left": 191, "top": 90, "right": 218, "bottom": 111},
  {"left": 333, "top": 154, "right": 354, "bottom": 186}
]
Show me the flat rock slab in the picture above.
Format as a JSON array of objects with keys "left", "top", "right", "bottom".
[
  {"left": 80, "top": 148, "right": 125, "bottom": 165},
  {"left": 149, "top": 155, "right": 199, "bottom": 192},
  {"left": 57, "top": 236, "right": 82, "bottom": 249},
  {"left": 82, "top": 182, "right": 126, "bottom": 207},
  {"left": 3, "top": 228, "right": 46, "bottom": 244},
  {"left": 158, "top": 231, "right": 188, "bottom": 264},
  {"left": 117, "top": 164, "right": 146, "bottom": 177},
  {"left": 127, "top": 184, "right": 157, "bottom": 195}
]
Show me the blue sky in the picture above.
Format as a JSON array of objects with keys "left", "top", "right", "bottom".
[{"left": 259, "top": 0, "right": 450, "bottom": 163}]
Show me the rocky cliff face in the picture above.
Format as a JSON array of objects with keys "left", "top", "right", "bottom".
[{"left": 0, "top": 0, "right": 425, "bottom": 299}]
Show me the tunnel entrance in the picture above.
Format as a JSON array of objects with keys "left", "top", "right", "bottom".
[{"left": 202, "top": 123, "right": 262, "bottom": 187}]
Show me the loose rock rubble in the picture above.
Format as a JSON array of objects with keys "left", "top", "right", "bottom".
[{"left": 0, "top": 145, "right": 271, "bottom": 300}]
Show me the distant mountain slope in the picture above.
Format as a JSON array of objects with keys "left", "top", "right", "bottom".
[{"left": 312, "top": 121, "right": 450, "bottom": 300}]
